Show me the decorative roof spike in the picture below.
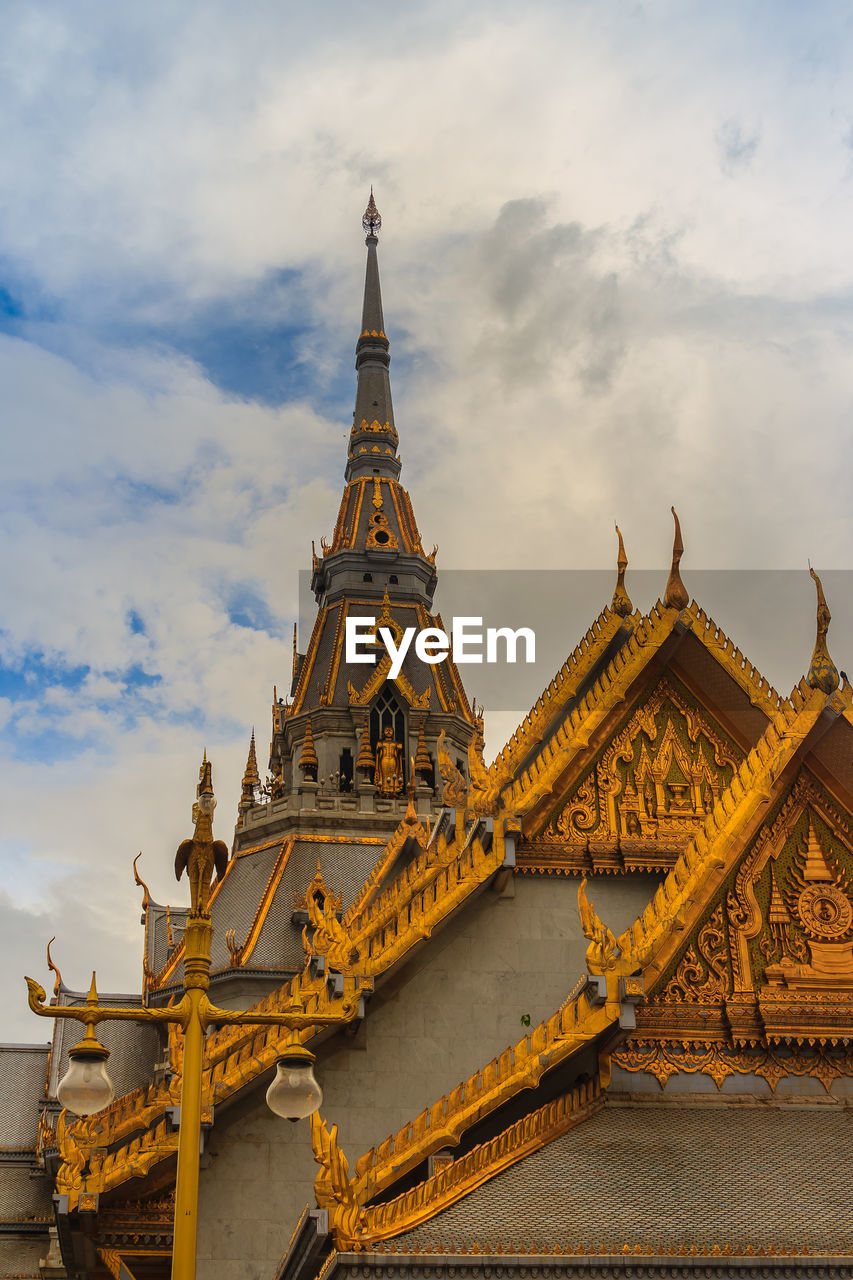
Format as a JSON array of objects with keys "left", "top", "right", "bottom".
[
  {"left": 243, "top": 729, "right": 260, "bottom": 790},
  {"left": 414, "top": 722, "right": 432, "bottom": 779},
  {"left": 291, "top": 624, "right": 298, "bottom": 682},
  {"left": 807, "top": 567, "right": 839, "bottom": 694},
  {"left": 404, "top": 756, "right": 418, "bottom": 825},
  {"left": 46, "top": 936, "right": 63, "bottom": 999},
  {"left": 663, "top": 507, "right": 689, "bottom": 611},
  {"left": 238, "top": 730, "right": 261, "bottom": 826},
  {"left": 299, "top": 716, "right": 319, "bottom": 780},
  {"left": 362, "top": 187, "right": 381, "bottom": 239},
  {"left": 355, "top": 727, "right": 375, "bottom": 775},
  {"left": 132, "top": 851, "right": 151, "bottom": 912},
  {"left": 610, "top": 523, "right": 632, "bottom": 617}
]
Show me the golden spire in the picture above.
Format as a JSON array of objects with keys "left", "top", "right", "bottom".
[
  {"left": 292, "top": 624, "right": 298, "bottom": 684},
  {"left": 802, "top": 818, "right": 833, "bottom": 882},
  {"left": 362, "top": 187, "right": 381, "bottom": 239},
  {"left": 807, "top": 567, "right": 839, "bottom": 694},
  {"left": 355, "top": 727, "right": 374, "bottom": 777},
  {"left": 610, "top": 523, "right": 632, "bottom": 617},
  {"left": 663, "top": 506, "right": 689, "bottom": 610},
  {"left": 299, "top": 716, "right": 319, "bottom": 781},
  {"left": 413, "top": 722, "right": 432, "bottom": 781},
  {"left": 404, "top": 757, "right": 418, "bottom": 826},
  {"left": 238, "top": 730, "right": 261, "bottom": 826}
]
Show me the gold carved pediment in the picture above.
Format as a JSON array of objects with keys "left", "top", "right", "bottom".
[
  {"left": 643, "top": 772, "right": 853, "bottom": 1047},
  {"left": 542, "top": 678, "right": 740, "bottom": 848}
]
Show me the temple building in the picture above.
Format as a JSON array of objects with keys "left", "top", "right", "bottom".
[{"left": 2, "top": 195, "right": 852, "bottom": 1279}]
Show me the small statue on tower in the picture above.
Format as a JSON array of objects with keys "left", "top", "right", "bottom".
[{"left": 374, "top": 725, "right": 403, "bottom": 796}]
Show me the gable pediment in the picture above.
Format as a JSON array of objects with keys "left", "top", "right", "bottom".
[
  {"left": 637, "top": 769, "right": 853, "bottom": 1047},
  {"left": 520, "top": 672, "right": 745, "bottom": 871}
]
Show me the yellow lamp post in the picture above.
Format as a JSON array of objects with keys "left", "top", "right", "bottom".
[{"left": 25, "top": 756, "right": 355, "bottom": 1280}]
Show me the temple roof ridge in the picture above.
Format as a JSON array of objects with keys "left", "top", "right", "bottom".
[{"left": 487, "top": 605, "right": 630, "bottom": 785}]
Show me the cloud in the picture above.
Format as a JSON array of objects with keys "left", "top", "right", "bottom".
[
  {"left": 2, "top": 1, "right": 853, "bottom": 1038},
  {"left": 716, "top": 118, "right": 761, "bottom": 175}
]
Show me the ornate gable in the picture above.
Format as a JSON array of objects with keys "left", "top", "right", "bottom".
[
  {"left": 521, "top": 673, "right": 743, "bottom": 873},
  {"left": 616, "top": 767, "right": 853, "bottom": 1093}
]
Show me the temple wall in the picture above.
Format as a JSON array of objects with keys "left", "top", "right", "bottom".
[{"left": 195, "top": 871, "right": 659, "bottom": 1279}]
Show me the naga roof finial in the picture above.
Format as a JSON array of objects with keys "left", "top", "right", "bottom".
[
  {"left": 663, "top": 506, "right": 689, "bottom": 611},
  {"left": 807, "top": 567, "right": 839, "bottom": 694},
  {"left": 362, "top": 187, "right": 381, "bottom": 240},
  {"left": 610, "top": 523, "right": 632, "bottom": 617}
]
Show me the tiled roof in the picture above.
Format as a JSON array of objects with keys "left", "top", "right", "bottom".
[
  {"left": 0, "top": 1047, "right": 48, "bottom": 1148},
  {"left": 0, "top": 1234, "right": 44, "bottom": 1277},
  {"left": 252, "top": 838, "right": 387, "bottom": 970},
  {"left": 0, "top": 1163, "right": 51, "bottom": 1222},
  {"left": 393, "top": 1101, "right": 853, "bottom": 1256}
]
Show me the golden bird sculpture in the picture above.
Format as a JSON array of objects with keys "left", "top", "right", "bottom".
[{"left": 174, "top": 755, "right": 229, "bottom": 916}]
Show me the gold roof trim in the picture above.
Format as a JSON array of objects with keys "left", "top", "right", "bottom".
[
  {"left": 347, "top": 969, "right": 614, "bottom": 1209},
  {"left": 312, "top": 1075, "right": 602, "bottom": 1250},
  {"left": 343, "top": 813, "right": 430, "bottom": 925},
  {"left": 57, "top": 812, "right": 515, "bottom": 1205},
  {"left": 224, "top": 839, "right": 294, "bottom": 968},
  {"left": 488, "top": 606, "right": 627, "bottom": 786},
  {"left": 502, "top": 603, "right": 678, "bottom": 815},
  {"left": 683, "top": 602, "right": 782, "bottom": 710}
]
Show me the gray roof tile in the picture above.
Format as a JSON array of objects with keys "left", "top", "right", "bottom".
[{"left": 395, "top": 1101, "right": 853, "bottom": 1255}]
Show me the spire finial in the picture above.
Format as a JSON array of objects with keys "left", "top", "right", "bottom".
[
  {"left": 807, "top": 567, "right": 839, "bottom": 693},
  {"left": 238, "top": 729, "right": 261, "bottom": 826},
  {"left": 664, "top": 507, "right": 689, "bottom": 610},
  {"left": 362, "top": 187, "right": 381, "bottom": 240},
  {"left": 611, "top": 523, "right": 632, "bottom": 617}
]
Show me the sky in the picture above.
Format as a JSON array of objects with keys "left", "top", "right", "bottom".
[{"left": 1, "top": 0, "right": 853, "bottom": 1039}]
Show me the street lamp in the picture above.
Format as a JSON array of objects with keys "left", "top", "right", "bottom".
[{"left": 25, "top": 754, "right": 347, "bottom": 1280}]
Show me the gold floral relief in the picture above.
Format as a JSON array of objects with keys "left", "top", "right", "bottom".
[{"left": 543, "top": 678, "right": 740, "bottom": 846}]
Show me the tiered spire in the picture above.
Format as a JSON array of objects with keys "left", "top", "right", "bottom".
[
  {"left": 346, "top": 191, "right": 401, "bottom": 483},
  {"left": 238, "top": 730, "right": 261, "bottom": 825}
]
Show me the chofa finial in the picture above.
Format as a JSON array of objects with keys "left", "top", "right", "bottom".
[
  {"left": 610, "top": 524, "right": 632, "bottom": 617},
  {"left": 664, "top": 507, "right": 689, "bottom": 610},
  {"left": 807, "top": 567, "right": 839, "bottom": 694},
  {"left": 362, "top": 187, "right": 381, "bottom": 239}
]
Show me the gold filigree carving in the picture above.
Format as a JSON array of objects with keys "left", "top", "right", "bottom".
[
  {"left": 614, "top": 1040, "right": 853, "bottom": 1094},
  {"left": 365, "top": 510, "right": 399, "bottom": 550},
  {"left": 657, "top": 904, "right": 730, "bottom": 1002},
  {"left": 545, "top": 679, "right": 738, "bottom": 846}
]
